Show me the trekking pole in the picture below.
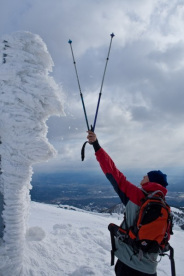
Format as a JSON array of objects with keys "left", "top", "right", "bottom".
[
  {"left": 92, "top": 33, "right": 115, "bottom": 132},
  {"left": 0, "top": 137, "right": 2, "bottom": 175},
  {"left": 68, "top": 39, "right": 90, "bottom": 131}
]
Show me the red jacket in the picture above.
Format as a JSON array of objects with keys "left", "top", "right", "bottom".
[
  {"left": 95, "top": 147, "right": 168, "bottom": 274},
  {"left": 95, "top": 148, "right": 167, "bottom": 206}
]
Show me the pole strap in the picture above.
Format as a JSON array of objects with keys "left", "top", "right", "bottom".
[{"left": 81, "top": 141, "right": 88, "bottom": 161}]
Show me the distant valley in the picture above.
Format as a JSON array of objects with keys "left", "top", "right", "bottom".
[{"left": 31, "top": 172, "right": 184, "bottom": 211}]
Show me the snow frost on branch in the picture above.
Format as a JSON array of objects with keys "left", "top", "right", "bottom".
[{"left": 0, "top": 31, "right": 64, "bottom": 275}]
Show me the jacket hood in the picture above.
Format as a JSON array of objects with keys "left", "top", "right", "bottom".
[{"left": 142, "top": 182, "right": 167, "bottom": 196}]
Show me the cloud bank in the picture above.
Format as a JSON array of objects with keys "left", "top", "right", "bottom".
[{"left": 1, "top": 0, "right": 184, "bottom": 174}]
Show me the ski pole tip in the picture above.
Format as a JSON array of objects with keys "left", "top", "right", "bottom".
[
  {"left": 68, "top": 39, "right": 72, "bottom": 44},
  {"left": 110, "top": 33, "right": 115, "bottom": 38}
]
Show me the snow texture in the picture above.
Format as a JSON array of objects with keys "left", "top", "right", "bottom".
[
  {"left": 11, "top": 202, "right": 184, "bottom": 275},
  {"left": 0, "top": 31, "right": 63, "bottom": 275}
]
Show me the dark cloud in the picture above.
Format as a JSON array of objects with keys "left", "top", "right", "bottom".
[{"left": 1, "top": 0, "right": 184, "bottom": 173}]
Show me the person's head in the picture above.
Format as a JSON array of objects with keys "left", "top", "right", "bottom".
[{"left": 141, "top": 170, "right": 168, "bottom": 187}]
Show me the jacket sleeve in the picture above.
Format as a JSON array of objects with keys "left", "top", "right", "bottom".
[{"left": 95, "top": 148, "right": 144, "bottom": 206}]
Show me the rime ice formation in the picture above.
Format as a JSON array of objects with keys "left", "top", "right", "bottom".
[{"left": 0, "top": 31, "right": 63, "bottom": 275}]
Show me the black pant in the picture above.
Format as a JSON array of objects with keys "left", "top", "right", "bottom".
[{"left": 115, "top": 260, "right": 157, "bottom": 276}]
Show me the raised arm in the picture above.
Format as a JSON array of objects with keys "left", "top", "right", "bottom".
[{"left": 87, "top": 131, "right": 143, "bottom": 206}]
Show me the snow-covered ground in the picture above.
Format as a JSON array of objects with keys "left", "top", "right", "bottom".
[{"left": 16, "top": 201, "right": 183, "bottom": 276}]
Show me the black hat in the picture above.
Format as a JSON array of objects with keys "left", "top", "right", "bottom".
[{"left": 147, "top": 170, "right": 168, "bottom": 187}]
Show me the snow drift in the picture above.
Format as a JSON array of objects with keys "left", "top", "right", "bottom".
[
  {"left": 25, "top": 202, "right": 184, "bottom": 276},
  {"left": 0, "top": 31, "right": 63, "bottom": 275}
]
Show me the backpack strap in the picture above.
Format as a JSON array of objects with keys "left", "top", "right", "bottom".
[
  {"left": 141, "top": 189, "right": 165, "bottom": 199},
  {"left": 108, "top": 223, "right": 129, "bottom": 265},
  {"left": 160, "top": 245, "right": 176, "bottom": 276},
  {"left": 109, "top": 225, "right": 116, "bottom": 265},
  {"left": 108, "top": 223, "right": 118, "bottom": 265},
  {"left": 169, "top": 245, "right": 176, "bottom": 276}
]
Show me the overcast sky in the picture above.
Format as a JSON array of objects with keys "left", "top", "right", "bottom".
[{"left": 1, "top": 0, "right": 184, "bottom": 179}]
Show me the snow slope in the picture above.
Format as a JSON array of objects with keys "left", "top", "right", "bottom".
[{"left": 7, "top": 201, "right": 182, "bottom": 276}]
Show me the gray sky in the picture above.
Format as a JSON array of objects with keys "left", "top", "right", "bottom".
[{"left": 1, "top": 0, "right": 184, "bottom": 177}]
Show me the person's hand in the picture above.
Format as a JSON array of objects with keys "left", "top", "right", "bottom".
[{"left": 87, "top": 130, "right": 97, "bottom": 144}]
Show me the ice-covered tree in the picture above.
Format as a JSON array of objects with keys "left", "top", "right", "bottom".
[{"left": 0, "top": 31, "right": 63, "bottom": 275}]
